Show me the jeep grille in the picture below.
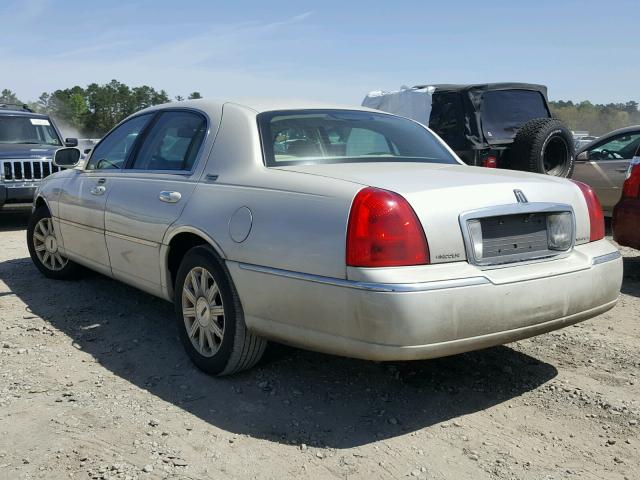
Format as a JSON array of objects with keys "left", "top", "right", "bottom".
[{"left": 2, "top": 159, "right": 63, "bottom": 182}]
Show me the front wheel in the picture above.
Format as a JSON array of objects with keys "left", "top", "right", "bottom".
[
  {"left": 27, "top": 206, "right": 81, "bottom": 279},
  {"left": 174, "top": 246, "right": 267, "bottom": 375}
]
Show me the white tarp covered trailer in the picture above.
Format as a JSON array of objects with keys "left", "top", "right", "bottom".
[{"left": 362, "top": 86, "right": 435, "bottom": 127}]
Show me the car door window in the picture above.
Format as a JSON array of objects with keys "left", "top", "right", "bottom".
[
  {"left": 129, "top": 111, "right": 206, "bottom": 171},
  {"left": 86, "top": 114, "right": 153, "bottom": 170},
  {"left": 588, "top": 133, "right": 640, "bottom": 161}
]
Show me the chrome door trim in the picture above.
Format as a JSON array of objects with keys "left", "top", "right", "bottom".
[
  {"left": 58, "top": 218, "right": 103, "bottom": 235},
  {"left": 104, "top": 230, "right": 160, "bottom": 248},
  {"left": 237, "top": 262, "right": 490, "bottom": 292}
]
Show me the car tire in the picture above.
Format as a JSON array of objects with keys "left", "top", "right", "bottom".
[
  {"left": 27, "top": 205, "right": 81, "bottom": 280},
  {"left": 174, "top": 245, "right": 267, "bottom": 376},
  {"left": 512, "top": 118, "right": 575, "bottom": 177}
]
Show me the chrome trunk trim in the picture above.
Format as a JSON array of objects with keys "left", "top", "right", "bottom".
[{"left": 458, "top": 202, "right": 576, "bottom": 269}]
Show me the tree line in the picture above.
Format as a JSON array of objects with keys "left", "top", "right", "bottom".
[
  {"left": 1, "top": 80, "right": 202, "bottom": 137},
  {"left": 2, "top": 81, "right": 639, "bottom": 138},
  {"left": 549, "top": 100, "right": 640, "bottom": 136}
]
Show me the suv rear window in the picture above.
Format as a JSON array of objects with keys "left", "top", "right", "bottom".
[
  {"left": 258, "top": 110, "right": 457, "bottom": 167},
  {"left": 480, "top": 90, "right": 550, "bottom": 143}
]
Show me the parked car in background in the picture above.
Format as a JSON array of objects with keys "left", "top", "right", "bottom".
[
  {"left": 0, "top": 104, "right": 77, "bottom": 210},
  {"left": 573, "top": 132, "right": 598, "bottom": 151},
  {"left": 363, "top": 83, "right": 576, "bottom": 177},
  {"left": 612, "top": 149, "right": 640, "bottom": 249},
  {"left": 574, "top": 125, "right": 640, "bottom": 215},
  {"left": 28, "top": 99, "right": 622, "bottom": 376}
]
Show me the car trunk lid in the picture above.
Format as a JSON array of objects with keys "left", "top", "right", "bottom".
[{"left": 274, "top": 162, "right": 588, "bottom": 264}]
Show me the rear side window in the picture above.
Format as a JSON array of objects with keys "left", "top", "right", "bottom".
[
  {"left": 130, "top": 111, "right": 207, "bottom": 171},
  {"left": 259, "top": 109, "right": 457, "bottom": 167}
]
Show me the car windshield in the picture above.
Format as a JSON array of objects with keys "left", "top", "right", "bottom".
[
  {"left": 480, "top": 90, "right": 550, "bottom": 142},
  {"left": 0, "top": 115, "right": 62, "bottom": 146},
  {"left": 258, "top": 110, "right": 457, "bottom": 167}
]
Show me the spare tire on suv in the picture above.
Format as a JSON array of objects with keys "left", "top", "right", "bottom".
[{"left": 511, "top": 118, "right": 575, "bottom": 177}]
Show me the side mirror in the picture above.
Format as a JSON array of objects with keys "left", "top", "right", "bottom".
[
  {"left": 576, "top": 151, "right": 588, "bottom": 161},
  {"left": 65, "top": 137, "right": 79, "bottom": 147},
  {"left": 53, "top": 147, "right": 81, "bottom": 168}
]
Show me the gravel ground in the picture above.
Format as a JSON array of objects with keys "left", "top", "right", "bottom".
[{"left": 0, "top": 210, "right": 638, "bottom": 480}]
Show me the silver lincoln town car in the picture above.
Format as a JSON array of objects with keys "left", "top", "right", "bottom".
[{"left": 28, "top": 99, "right": 623, "bottom": 375}]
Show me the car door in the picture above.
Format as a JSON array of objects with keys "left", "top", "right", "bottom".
[
  {"left": 104, "top": 109, "right": 208, "bottom": 296},
  {"left": 574, "top": 130, "right": 640, "bottom": 213},
  {"left": 57, "top": 113, "right": 154, "bottom": 275}
]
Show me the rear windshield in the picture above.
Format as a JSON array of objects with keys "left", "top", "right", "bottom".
[
  {"left": 480, "top": 90, "right": 550, "bottom": 142},
  {"left": 258, "top": 110, "right": 457, "bottom": 167}
]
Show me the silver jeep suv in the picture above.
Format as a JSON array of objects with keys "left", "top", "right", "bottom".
[{"left": 0, "top": 104, "right": 77, "bottom": 209}]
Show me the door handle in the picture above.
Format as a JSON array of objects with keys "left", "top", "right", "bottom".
[
  {"left": 616, "top": 168, "right": 629, "bottom": 172},
  {"left": 90, "top": 185, "right": 106, "bottom": 195},
  {"left": 159, "top": 191, "right": 182, "bottom": 203}
]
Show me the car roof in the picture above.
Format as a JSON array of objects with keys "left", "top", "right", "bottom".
[
  {"left": 138, "top": 98, "right": 380, "bottom": 116},
  {"left": 577, "top": 125, "right": 640, "bottom": 154},
  {"left": 0, "top": 108, "right": 50, "bottom": 118}
]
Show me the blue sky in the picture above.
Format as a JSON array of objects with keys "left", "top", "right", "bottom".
[{"left": 1, "top": 0, "right": 637, "bottom": 105}]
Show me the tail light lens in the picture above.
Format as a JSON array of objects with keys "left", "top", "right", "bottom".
[
  {"left": 571, "top": 180, "right": 605, "bottom": 242},
  {"left": 482, "top": 155, "right": 498, "bottom": 168},
  {"left": 346, "top": 187, "right": 430, "bottom": 267},
  {"left": 621, "top": 162, "right": 640, "bottom": 199}
]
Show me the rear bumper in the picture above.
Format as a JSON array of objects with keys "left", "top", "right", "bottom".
[
  {"left": 228, "top": 240, "right": 622, "bottom": 361},
  {"left": 0, "top": 185, "right": 37, "bottom": 208},
  {"left": 613, "top": 199, "right": 640, "bottom": 250}
]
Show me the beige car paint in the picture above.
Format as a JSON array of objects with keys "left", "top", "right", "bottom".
[{"left": 34, "top": 99, "right": 623, "bottom": 362}]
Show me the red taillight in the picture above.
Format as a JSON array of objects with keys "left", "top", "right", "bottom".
[
  {"left": 621, "top": 163, "right": 640, "bottom": 199},
  {"left": 571, "top": 180, "right": 605, "bottom": 242},
  {"left": 346, "top": 187, "right": 430, "bottom": 267},
  {"left": 482, "top": 155, "right": 498, "bottom": 168}
]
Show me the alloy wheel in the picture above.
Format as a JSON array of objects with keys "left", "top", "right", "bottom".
[
  {"left": 182, "top": 266, "right": 225, "bottom": 357},
  {"left": 32, "top": 218, "right": 68, "bottom": 271}
]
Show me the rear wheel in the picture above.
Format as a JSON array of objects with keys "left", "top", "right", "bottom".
[
  {"left": 511, "top": 118, "right": 575, "bottom": 177},
  {"left": 27, "top": 205, "right": 81, "bottom": 279},
  {"left": 174, "top": 246, "right": 267, "bottom": 375}
]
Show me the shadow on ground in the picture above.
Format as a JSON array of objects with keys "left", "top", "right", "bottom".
[
  {"left": 1, "top": 255, "right": 559, "bottom": 449},
  {"left": 0, "top": 209, "right": 29, "bottom": 232}
]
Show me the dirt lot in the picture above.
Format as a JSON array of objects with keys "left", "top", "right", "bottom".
[{"left": 0, "top": 210, "right": 638, "bottom": 480}]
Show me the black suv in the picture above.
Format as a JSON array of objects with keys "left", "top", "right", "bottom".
[
  {"left": 0, "top": 104, "right": 77, "bottom": 209},
  {"left": 363, "top": 83, "right": 575, "bottom": 177}
]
